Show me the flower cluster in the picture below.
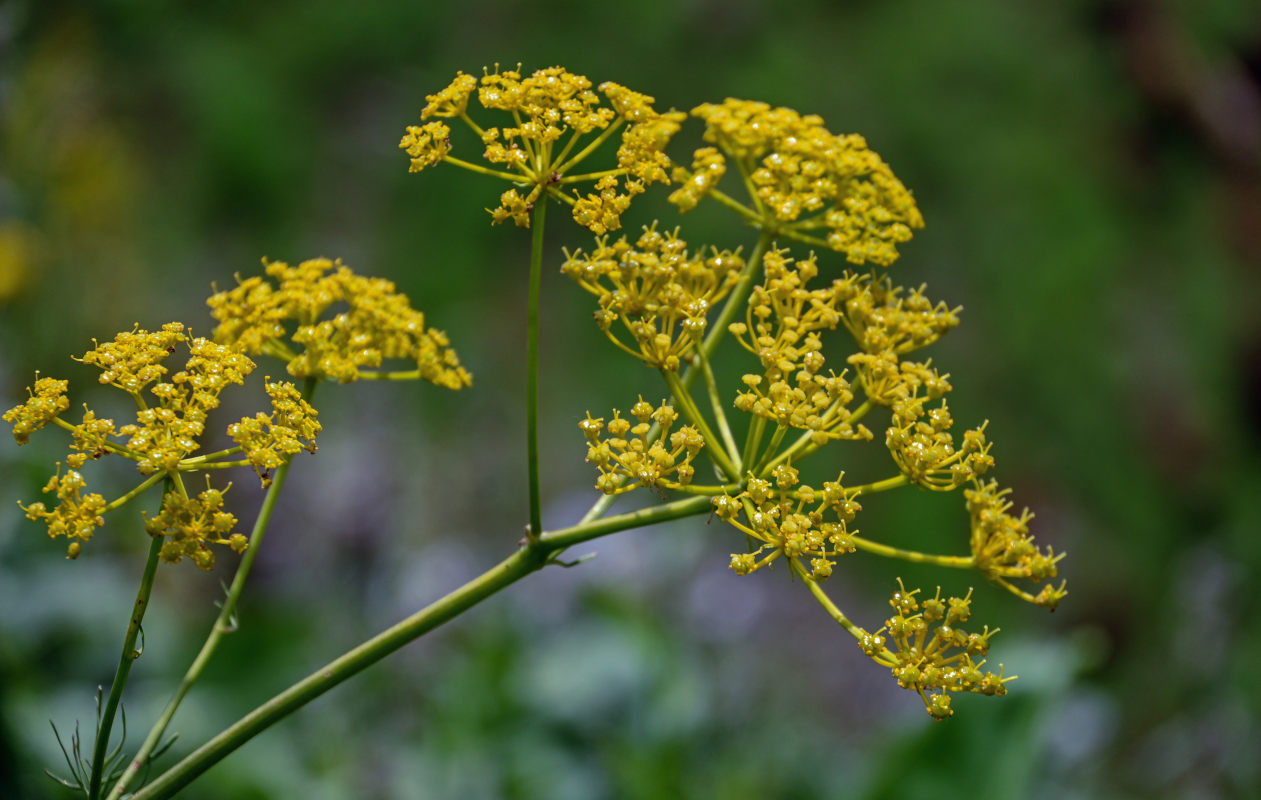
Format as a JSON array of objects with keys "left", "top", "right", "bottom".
[
  {"left": 144, "top": 483, "right": 247, "bottom": 571},
  {"left": 107, "top": 332, "right": 255, "bottom": 474},
  {"left": 2, "top": 376, "right": 69, "bottom": 445},
  {"left": 207, "top": 257, "right": 471, "bottom": 387},
  {"left": 729, "top": 248, "right": 872, "bottom": 443},
  {"left": 836, "top": 271, "right": 960, "bottom": 358},
  {"left": 858, "top": 580, "right": 1011, "bottom": 719},
  {"left": 579, "top": 398, "right": 705, "bottom": 494},
  {"left": 966, "top": 481, "right": 1067, "bottom": 609},
  {"left": 6, "top": 323, "right": 320, "bottom": 563},
  {"left": 669, "top": 99, "right": 924, "bottom": 265},
  {"left": 228, "top": 380, "right": 321, "bottom": 486},
  {"left": 715, "top": 464, "right": 862, "bottom": 580},
  {"left": 19, "top": 467, "right": 106, "bottom": 559},
  {"left": 402, "top": 66, "right": 686, "bottom": 234},
  {"left": 885, "top": 395, "right": 994, "bottom": 491},
  {"left": 561, "top": 226, "right": 745, "bottom": 371}
]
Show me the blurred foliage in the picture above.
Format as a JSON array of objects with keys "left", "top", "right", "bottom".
[{"left": 2, "top": 0, "right": 1260, "bottom": 797}]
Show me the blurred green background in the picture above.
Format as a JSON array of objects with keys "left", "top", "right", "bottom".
[{"left": 2, "top": 0, "right": 1260, "bottom": 798}]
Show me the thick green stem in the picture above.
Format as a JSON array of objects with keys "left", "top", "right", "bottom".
[
  {"left": 526, "top": 199, "right": 547, "bottom": 540},
  {"left": 128, "top": 495, "right": 712, "bottom": 800},
  {"left": 87, "top": 492, "right": 167, "bottom": 800}
]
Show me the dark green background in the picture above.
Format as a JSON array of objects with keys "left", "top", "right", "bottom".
[{"left": 2, "top": 1, "right": 1260, "bottom": 797}]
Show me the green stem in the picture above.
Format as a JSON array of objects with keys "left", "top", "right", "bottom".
[
  {"left": 661, "top": 370, "right": 738, "bottom": 480},
  {"left": 850, "top": 474, "right": 910, "bottom": 495},
  {"left": 105, "top": 379, "right": 316, "bottom": 800},
  {"left": 129, "top": 496, "right": 712, "bottom": 800},
  {"left": 848, "top": 535, "right": 974, "bottom": 568},
  {"left": 87, "top": 492, "right": 167, "bottom": 800},
  {"left": 441, "top": 155, "right": 528, "bottom": 183},
  {"left": 526, "top": 199, "right": 547, "bottom": 540},
  {"left": 792, "top": 558, "right": 864, "bottom": 640},
  {"left": 698, "top": 349, "right": 741, "bottom": 470},
  {"left": 103, "top": 472, "right": 165, "bottom": 513}
]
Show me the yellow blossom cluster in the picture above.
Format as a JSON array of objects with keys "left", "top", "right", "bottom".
[
  {"left": 966, "top": 481, "right": 1067, "bottom": 610},
  {"left": 885, "top": 394, "right": 994, "bottom": 490},
  {"left": 228, "top": 380, "right": 321, "bottom": 486},
  {"left": 207, "top": 257, "right": 471, "bottom": 388},
  {"left": 113, "top": 334, "right": 255, "bottom": 474},
  {"left": 2, "top": 376, "right": 69, "bottom": 444},
  {"left": 144, "top": 483, "right": 247, "bottom": 571},
  {"left": 858, "top": 580, "right": 1011, "bottom": 719},
  {"left": 19, "top": 467, "right": 106, "bottom": 559},
  {"left": 715, "top": 464, "right": 862, "bottom": 580},
  {"left": 669, "top": 99, "right": 924, "bottom": 265},
  {"left": 402, "top": 66, "right": 686, "bottom": 234},
  {"left": 728, "top": 248, "right": 871, "bottom": 442},
  {"left": 5, "top": 322, "right": 320, "bottom": 563},
  {"left": 579, "top": 398, "right": 705, "bottom": 494},
  {"left": 561, "top": 226, "right": 745, "bottom": 371},
  {"left": 836, "top": 271, "right": 960, "bottom": 357}
]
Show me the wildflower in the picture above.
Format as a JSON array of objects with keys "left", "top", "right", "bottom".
[
  {"left": 402, "top": 66, "right": 686, "bottom": 233},
  {"left": 859, "top": 580, "right": 1012, "bottom": 719},
  {"left": 562, "top": 226, "right": 745, "bottom": 371},
  {"left": 228, "top": 379, "right": 321, "bottom": 487},
  {"left": 728, "top": 248, "right": 872, "bottom": 443},
  {"left": 143, "top": 482, "right": 247, "bottom": 571},
  {"left": 884, "top": 396, "right": 993, "bottom": 491},
  {"left": 966, "top": 481, "right": 1067, "bottom": 609},
  {"left": 3, "top": 376, "right": 69, "bottom": 444},
  {"left": 19, "top": 466, "right": 106, "bottom": 558},
  {"left": 207, "top": 257, "right": 471, "bottom": 387},
  {"left": 580, "top": 398, "right": 705, "bottom": 494},
  {"left": 670, "top": 99, "right": 924, "bottom": 265},
  {"left": 718, "top": 464, "right": 862, "bottom": 579}
]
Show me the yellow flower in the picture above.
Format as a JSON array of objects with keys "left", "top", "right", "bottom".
[
  {"left": 859, "top": 580, "right": 1012, "bottom": 719},
  {"left": 3, "top": 376, "right": 69, "bottom": 445},
  {"left": 144, "top": 482, "right": 246, "bottom": 571},
  {"left": 966, "top": 481, "right": 1067, "bottom": 609},
  {"left": 228, "top": 379, "right": 321, "bottom": 486},
  {"left": 671, "top": 99, "right": 924, "bottom": 265},
  {"left": 579, "top": 397, "right": 704, "bottom": 494},
  {"left": 402, "top": 66, "right": 685, "bottom": 234},
  {"left": 562, "top": 225, "right": 745, "bottom": 371},
  {"left": 208, "top": 258, "right": 471, "bottom": 387},
  {"left": 20, "top": 465, "right": 107, "bottom": 558}
]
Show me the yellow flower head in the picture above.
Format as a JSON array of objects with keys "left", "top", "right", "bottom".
[
  {"left": 718, "top": 465, "right": 862, "bottom": 580},
  {"left": 670, "top": 99, "right": 924, "bottom": 266},
  {"left": 859, "top": 580, "right": 1012, "bottom": 719},
  {"left": 580, "top": 397, "right": 704, "bottom": 494},
  {"left": 402, "top": 66, "right": 685, "bottom": 234},
  {"left": 965, "top": 481, "right": 1067, "bottom": 610},
  {"left": 562, "top": 225, "right": 745, "bottom": 371},
  {"left": 207, "top": 257, "right": 471, "bottom": 387},
  {"left": 4, "top": 376, "right": 70, "bottom": 445},
  {"left": 19, "top": 465, "right": 107, "bottom": 558},
  {"left": 228, "top": 379, "right": 322, "bottom": 486},
  {"left": 144, "top": 481, "right": 247, "bottom": 571}
]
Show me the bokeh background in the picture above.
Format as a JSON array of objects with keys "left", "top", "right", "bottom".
[{"left": 3, "top": 1, "right": 1260, "bottom": 798}]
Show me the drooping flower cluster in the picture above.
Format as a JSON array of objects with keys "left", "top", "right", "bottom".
[
  {"left": 714, "top": 464, "right": 862, "bottom": 580},
  {"left": 669, "top": 99, "right": 924, "bottom": 265},
  {"left": 579, "top": 398, "right": 705, "bottom": 494},
  {"left": 728, "top": 248, "right": 872, "bottom": 443},
  {"left": 144, "top": 482, "right": 247, "bottom": 571},
  {"left": 858, "top": 580, "right": 1011, "bottom": 719},
  {"left": 402, "top": 66, "right": 686, "bottom": 234},
  {"left": 561, "top": 226, "right": 745, "bottom": 371},
  {"left": 228, "top": 380, "right": 321, "bottom": 486},
  {"left": 207, "top": 257, "right": 471, "bottom": 387},
  {"left": 966, "top": 481, "right": 1067, "bottom": 610}
]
